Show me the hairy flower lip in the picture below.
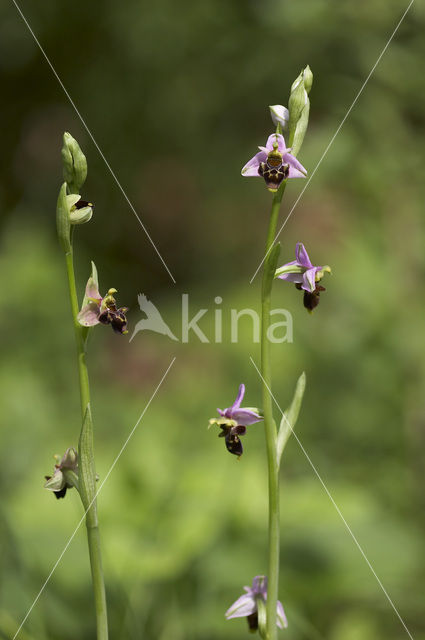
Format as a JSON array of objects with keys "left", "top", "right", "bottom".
[
  {"left": 275, "top": 242, "right": 331, "bottom": 294},
  {"left": 241, "top": 133, "right": 307, "bottom": 187},
  {"left": 77, "top": 278, "right": 128, "bottom": 335},
  {"left": 209, "top": 384, "right": 263, "bottom": 457}
]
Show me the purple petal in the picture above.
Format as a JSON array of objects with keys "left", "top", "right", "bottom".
[
  {"left": 252, "top": 575, "right": 268, "bottom": 596},
  {"left": 217, "top": 408, "right": 226, "bottom": 417},
  {"left": 231, "top": 409, "right": 263, "bottom": 425},
  {"left": 283, "top": 152, "right": 307, "bottom": 176},
  {"left": 225, "top": 593, "right": 256, "bottom": 619},
  {"left": 232, "top": 384, "right": 245, "bottom": 410},
  {"left": 77, "top": 303, "right": 101, "bottom": 327},
  {"left": 276, "top": 600, "right": 288, "bottom": 629},
  {"left": 85, "top": 278, "right": 101, "bottom": 301},
  {"left": 265, "top": 133, "right": 286, "bottom": 153},
  {"left": 241, "top": 151, "right": 267, "bottom": 177},
  {"left": 287, "top": 166, "right": 307, "bottom": 179},
  {"left": 295, "top": 243, "right": 312, "bottom": 268},
  {"left": 302, "top": 267, "right": 317, "bottom": 293},
  {"left": 277, "top": 273, "right": 304, "bottom": 284}
]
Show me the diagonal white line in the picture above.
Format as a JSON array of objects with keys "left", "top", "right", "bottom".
[
  {"left": 249, "top": 356, "right": 414, "bottom": 640},
  {"left": 250, "top": 0, "right": 415, "bottom": 284},
  {"left": 10, "top": 0, "right": 176, "bottom": 285},
  {"left": 12, "top": 357, "right": 176, "bottom": 640}
]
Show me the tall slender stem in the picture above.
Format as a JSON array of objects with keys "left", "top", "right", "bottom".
[
  {"left": 261, "top": 186, "right": 285, "bottom": 640},
  {"left": 65, "top": 246, "right": 109, "bottom": 640}
]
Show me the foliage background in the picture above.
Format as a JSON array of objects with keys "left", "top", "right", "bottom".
[{"left": 1, "top": 1, "right": 424, "bottom": 638}]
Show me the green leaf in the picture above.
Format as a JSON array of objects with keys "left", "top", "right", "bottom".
[
  {"left": 277, "top": 372, "right": 306, "bottom": 467},
  {"left": 262, "top": 242, "right": 281, "bottom": 301},
  {"left": 78, "top": 403, "right": 98, "bottom": 523},
  {"left": 56, "top": 182, "right": 71, "bottom": 253}
]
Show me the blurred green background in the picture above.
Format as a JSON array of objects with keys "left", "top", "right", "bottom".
[{"left": 1, "top": 0, "right": 424, "bottom": 638}]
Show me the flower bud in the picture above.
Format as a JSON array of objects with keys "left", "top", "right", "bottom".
[
  {"left": 288, "top": 79, "right": 305, "bottom": 130},
  {"left": 303, "top": 65, "right": 313, "bottom": 94},
  {"left": 288, "top": 66, "right": 313, "bottom": 157},
  {"left": 61, "top": 132, "right": 87, "bottom": 194},
  {"left": 61, "top": 447, "right": 78, "bottom": 469},
  {"left": 67, "top": 194, "right": 94, "bottom": 225},
  {"left": 269, "top": 105, "right": 289, "bottom": 132}
]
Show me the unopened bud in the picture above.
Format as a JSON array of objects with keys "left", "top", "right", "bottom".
[
  {"left": 303, "top": 65, "right": 313, "bottom": 94},
  {"left": 269, "top": 105, "right": 289, "bottom": 131},
  {"left": 61, "top": 132, "right": 87, "bottom": 194},
  {"left": 288, "top": 66, "right": 313, "bottom": 156}
]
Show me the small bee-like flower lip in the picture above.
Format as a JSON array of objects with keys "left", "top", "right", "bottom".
[
  {"left": 242, "top": 133, "right": 307, "bottom": 184},
  {"left": 77, "top": 277, "right": 129, "bottom": 335},
  {"left": 209, "top": 385, "right": 263, "bottom": 457},
  {"left": 275, "top": 242, "right": 331, "bottom": 311}
]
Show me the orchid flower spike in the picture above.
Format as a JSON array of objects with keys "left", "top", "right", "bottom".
[
  {"left": 275, "top": 242, "right": 331, "bottom": 312},
  {"left": 44, "top": 447, "right": 79, "bottom": 499},
  {"left": 225, "top": 575, "right": 288, "bottom": 633},
  {"left": 208, "top": 384, "right": 263, "bottom": 457},
  {"left": 78, "top": 277, "right": 129, "bottom": 335},
  {"left": 242, "top": 133, "right": 307, "bottom": 193}
]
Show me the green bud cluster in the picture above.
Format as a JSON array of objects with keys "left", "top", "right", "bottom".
[
  {"left": 288, "top": 65, "right": 313, "bottom": 157},
  {"left": 61, "top": 132, "right": 87, "bottom": 194}
]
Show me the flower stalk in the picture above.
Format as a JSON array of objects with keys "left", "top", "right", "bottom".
[
  {"left": 260, "top": 187, "right": 285, "bottom": 640},
  {"left": 63, "top": 213, "right": 108, "bottom": 640},
  {"left": 56, "top": 133, "right": 108, "bottom": 639}
]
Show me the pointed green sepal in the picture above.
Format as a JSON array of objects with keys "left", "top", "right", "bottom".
[
  {"left": 274, "top": 263, "right": 304, "bottom": 279},
  {"left": 56, "top": 182, "right": 71, "bottom": 253},
  {"left": 262, "top": 242, "right": 281, "bottom": 301},
  {"left": 81, "top": 261, "right": 99, "bottom": 308},
  {"left": 44, "top": 470, "right": 65, "bottom": 492},
  {"left": 62, "top": 132, "right": 87, "bottom": 194},
  {"left": 277, "top": 372, "right": 306, "bottom": 467}
]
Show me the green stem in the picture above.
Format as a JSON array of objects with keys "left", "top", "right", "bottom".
[
  {"left": 65, "top": 247, "right": 109, "bottom": 640},
  {"left": 261, "top": 186, "right": 285, "bottom": 640}
]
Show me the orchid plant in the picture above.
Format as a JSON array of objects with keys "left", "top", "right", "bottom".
[
  {"left": 210, "top": 66, "right": 332, "bottom": 639},
  {"left": 44, "top": 132, "right": 129, "bottom": 640}
]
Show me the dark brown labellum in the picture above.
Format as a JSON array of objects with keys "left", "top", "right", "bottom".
[
  {"left": 98, "top": 306, "right": 128, "bottom": 334},
  {"left": 225, "top": 432, "right": 243, "bottom": 457},
  {"left": 258, "top": 148, "right": 289, "bottom": 191},
  {"left": 74, "top": 199, "right": 93, "bottom": 209},
  {"left": 303, "top": 285, "right": 326, "bottom": 311},
  {"left": 247, "top": 612, "right": 258, "bottom": 632},
  {"left": 218, "top": 424, "right": 245, "bottom": 457}
]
